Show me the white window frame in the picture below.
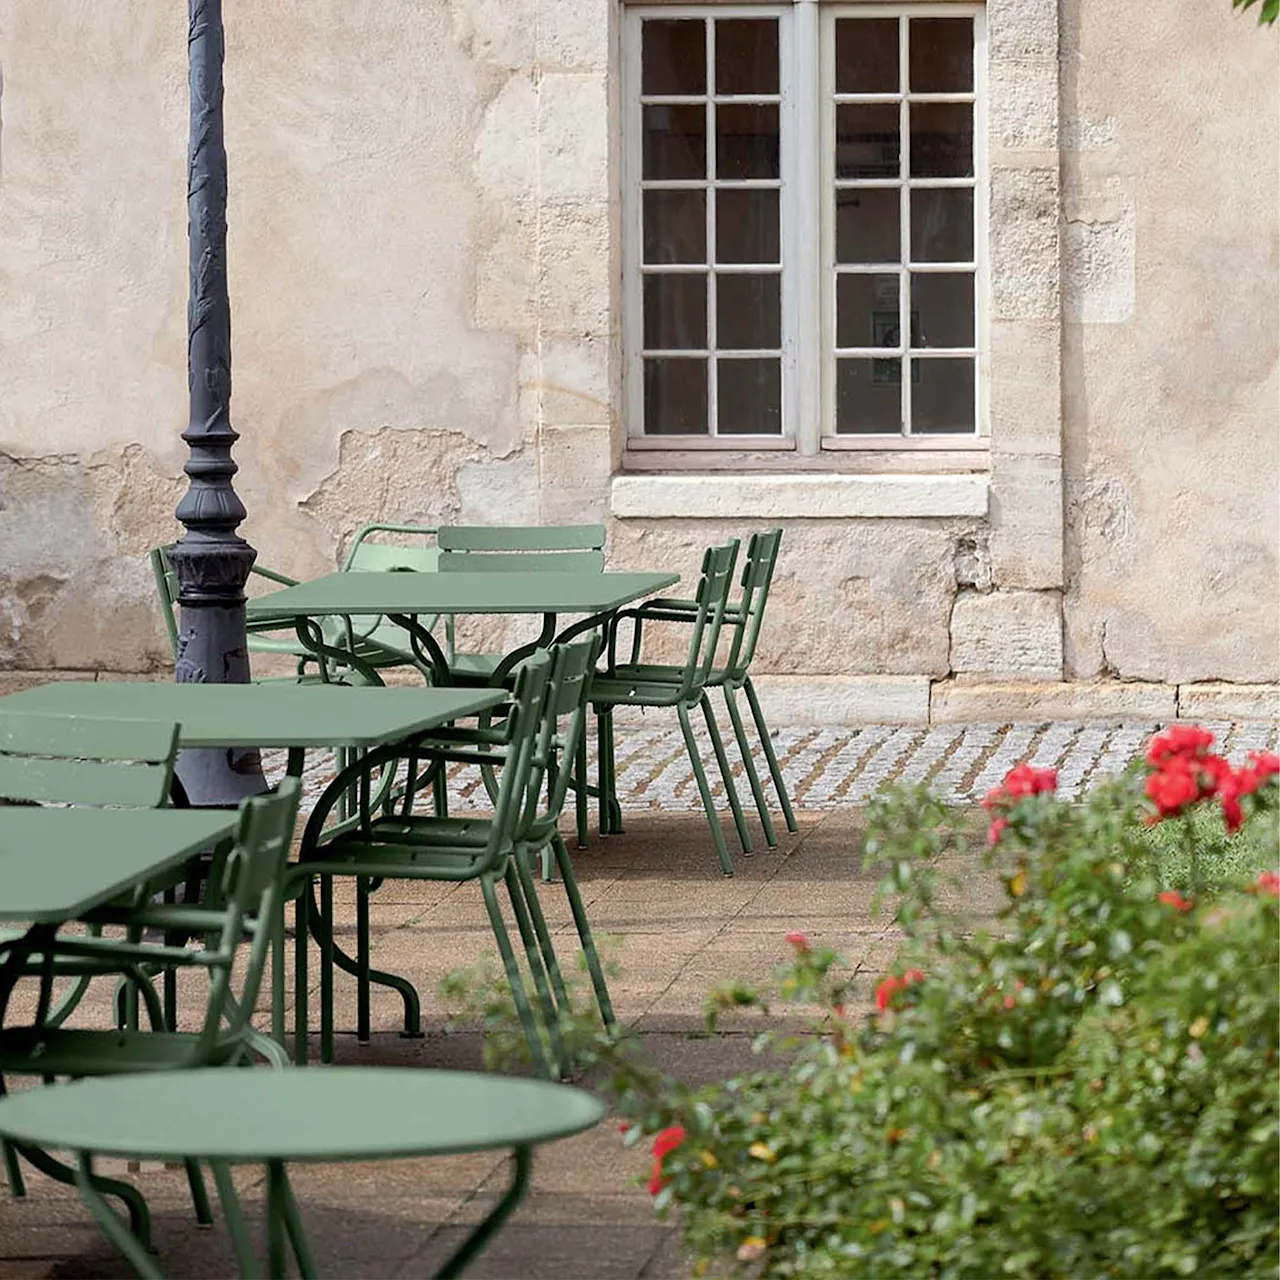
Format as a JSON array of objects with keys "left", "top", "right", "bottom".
[{"left": 621, "top": 0, "right": 988, "bottom": 462}]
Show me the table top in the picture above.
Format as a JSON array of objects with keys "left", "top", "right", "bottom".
[
  {"left": 0, "top": 684, "right": 507, "bottom": 750},
  {"left": 245, "top": 570, "right": 681, "bottom": 621},
  {"left": 0, "top": 808, "right": 236, "bottom": 923},
  {"left": 0, "top": 1068, "right": 605, "bottom": 1162}
]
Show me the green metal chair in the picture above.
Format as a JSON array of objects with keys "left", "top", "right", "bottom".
[
  {"left": 289, "top": 652, "right": 572, "bottom": 1074},
  {"left": 610, "top": 529, "right": 797, "bottom": 847},
  {"left": 590, "top": 541, "right": 749, "bottom": 876},
  {"left": 437, "top": 524, "right": 607, "bottom": 683},
  {"left": 0, "top": 777, "right": 301, "bottom": 1249}
]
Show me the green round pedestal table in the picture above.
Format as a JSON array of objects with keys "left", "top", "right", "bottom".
[{"left": 0, "top": 1067, "right": 604, "bottom": 1279}]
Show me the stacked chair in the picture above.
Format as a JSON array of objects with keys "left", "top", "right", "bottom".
[{"left": 288, "top": 638, "right": 610, "bottom": 1077}]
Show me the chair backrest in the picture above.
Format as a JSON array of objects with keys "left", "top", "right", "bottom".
[
  {"left": 516, "top": 637, "right": 601, "bottom": 846},
  {"left": 0, "top": 713, "right": 179, "bottom": 808},
  {"left": 149, "top": 546, "right": 182, "bottom": 659},
  {"left": 342, "top": 523, "right": 441, "bottom": 574},
  {"left": 676, "top": 540, "right": 740, "bottom": 700},
  {"left": 723, "top": 528, "right": 784, "bottom": 679},
  {"left": 437, "top": 524, "right": 606, "bottom": 574},
  {"left": 190, "top": 776, "right": 302, "bottom": 1063}
]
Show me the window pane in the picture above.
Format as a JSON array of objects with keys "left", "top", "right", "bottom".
[
  {"left": 715, "top": 19, "right": 779, "bottom": 95},
  {"left": 645, "top": 358, "right": 708, "bottom": 434},
  {"left": 835, "top": 104, "right": 899, "bottom": 180},
  {"left": 644, "top": 190, "right": 706, "bottom": 264},
  {"left": 716, "top": 188, "right": 779, "bottom": 263},
  {"left": 909, "top": 103, "right": 972, "bottom": 178},
  {"left": 643, "top": 105, "right": 706, "bottom": 180},
  {"left": 718, "top": 359, "right": 782, "bottom": 434},
  {"left": 913, "top": 358, "right": 975, "bottom": 433},
  {"left": 836, "top": 188, "right": 900, "bottom": 264},
  {"left": 642, "top": 20, "right": 706, "bottom": 96},
  {"left": 644, "top": 274, "right": 707, "bottom": 349},
  {"left": 911, "top": 273, "right": 974, "bottom": 348},
  {"left": 717, "top": 274, "right": 781, "bottom": 350},
  {"left": 834, "top": 18, "right": 899, "bottom": 94},
  {"left": 910, "top": 188, "right": 974, "bottom": 263},
  {"left": 909, "top": 18, "right": 973, "bottom": 93},
  {"left": 836, "top": 359, "right": 902, "bottom": 433},
  {"left": 716, "top": 104, "right": 779, "bottom": 180},
  {"left": 837, "top": 273, "right": 900, "bottom": 349}
]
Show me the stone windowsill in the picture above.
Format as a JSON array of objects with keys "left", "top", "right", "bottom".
[{"left": 610, "top": 473, "right": 989, "bottom": 520}]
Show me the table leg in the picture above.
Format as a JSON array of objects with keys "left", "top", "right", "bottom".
[
  {"left": 269, "top": 1159, "right": 319, "bottom": 1279},
  {"left": 435, "top": 1146, "right": 533, "bottom": 1279},
  {"left": 75, "top": 1153, "right": 164, "bottom": 1280},
  {"left": 389, "top": 612, "right": 450, "bottom": 685},
  {"left": 210, "top": 1160, "right": 262, "bottom": 1279},
  {"left": 293, "top": 617, "right": 385, "bottom": 687}
]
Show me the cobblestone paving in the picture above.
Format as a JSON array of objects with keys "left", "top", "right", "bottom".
[{"left": 267, "top": 719, "right": 1278, "bottom": 813}]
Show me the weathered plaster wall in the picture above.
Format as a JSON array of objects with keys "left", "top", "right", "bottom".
[
  {"left": 1059, "top": 0, "right": 1280, "bottom": 684},
  {"left": 0, "top": 0, "right": 1276, "bottom": 713}
]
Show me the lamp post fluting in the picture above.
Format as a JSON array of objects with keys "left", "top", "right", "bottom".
[{"left": 167, "top": 0, "right": 266, "bottom": 805}]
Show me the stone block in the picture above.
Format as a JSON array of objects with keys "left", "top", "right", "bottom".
[
  {"left": 931, "top": 679, "right": 1178, "bottom": 724},
  {"left": 539, "top": 336, "right": 612, "bottom": 426},
  {"left": 988, "top": 320, "right": 1062, "bottom": 455},
  {"left": 538, "top": 200, "right": 612, "bottom": 335},
  {"left": 750, "top": 675, "right": 931, "bottom": 726},
  {"left": 988, "top": 0, "right": 1058, "bottom": 60},
  {"left": 989, "top": 453, "right": 1064, "bottom": 589},
  {"left": 1064, "top": 207, "right": 1136, "bottom": 324},
  {"left": 455, "top": 450, "right": 539, "bottom": 524},
  {"left": 988, "top": 57, "right": 1059, "bottom": 152},
  {"left": 475, "top": 74, "right": 539, "bottom": 199},
  {"left": 538, "top": 425, "right": 612, "bottom": 525},
  {"left": 537, "top": 0, "right": 610, "bottom": 71},
  {"left": 538, "top": 73, "right": 610, "bottom": 203},
  {"left": 950, "top": 589, "right": 1063, "bottom": 680},
  {"left": 990, "top": 168, "right": 1060, "bottom": 322},
  {"left": 1177, "top": 683, "right": 1280, "bottom": 723}
]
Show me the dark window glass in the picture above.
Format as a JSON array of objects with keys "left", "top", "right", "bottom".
[
  {"left": 716, "top": 104, "right": 780, "bottom": 180},
  {"left": 909, "top": 18, "right": 973, "bottom": 93},
  {"left": 717, "top": 274, "right": 781, "bottom": 350},
  {"left": 837, "top": 273, "right": 900, "bottom": 349},
  {"left": 644, "top": 274, "right": 707, "bottom": 349},
  {"left": 835, "top": 105, "right": 900, "bottom": 180},
  {"left": 642, "top": 20, "right": 706, "bottom": 96},
  {"left": 644, "top": 190, "right": 706, "bottom": 264},
  {"left": 836, "top": 359, "right": 903, "bottom": 432},
  {"left": 836, "top": 188, "right": 900, "bottom": 264},
  {"left": 716, "top": 188, "right": 780, "bottom": 264},
  {"left": 643, "top": 105, "right": 706, "bottom": 180},
  {"left": 909, "top": 103, "right": 972, "bottom": 178},
  {"left": 910, "top": 273, "right": 974, "bottom": 348},
  {"left": 910, "top": 188, "right": 974, "bottom": 262},
  {"left": 718, "top": 359, "right": 782, "bottom": 434},
  {"left": 834, "top": 19, "right": 899, "bottom": 94},
  {"left": 715, "top": 20, "right": 779, "bottom": 95},
  {"left": 913, "top": 358, "right": 975, "bottom": 432},
  {"left": 645, "top": 358, "right": 708, "bottom": 433}
]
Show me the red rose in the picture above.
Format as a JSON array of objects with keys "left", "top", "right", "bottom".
[
  {"left": 1158, "top": 889, "right": 1193, "bottom": 913},
  {"left": 1145, "top": 725, "right": 1215, "bottom": 767},
  {"left": 1146, "top": 760, "right": 1200, "bottom": 817},
  {"left": 876, "top": 969, "right": 924, "bottom": 1012},
  {"left": 987, "top": 817, "right": 1009, "bottom": 847},
  {"left": 1248, "top": 751, "right": 1279, "bottom": 781},
  {"left": 785, "top": 931, "right": 811, "bottom": 953},
  {"left": 647, "top": 1124, "right": 686, "bottom": 1195},
  {"left": 1002, "top": 763, "right": 1058, "bottom": 798},
  {"left": 1257, "top": 871, "right": 1279, "bottom": 897}
]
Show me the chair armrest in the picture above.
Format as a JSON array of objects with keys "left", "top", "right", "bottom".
[{"left": 250, "top": 564, "right": 300, "bottom": 588}]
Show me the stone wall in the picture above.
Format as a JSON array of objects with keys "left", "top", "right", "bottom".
[{"left": 0, "top": 0, "right": 1275, "bottom": 722}]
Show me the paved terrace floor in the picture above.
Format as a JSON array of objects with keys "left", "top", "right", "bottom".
[{"left": 0, "top": 720, "right": 1275, "bottom": 1279}]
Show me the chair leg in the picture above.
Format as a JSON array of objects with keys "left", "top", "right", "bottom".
[
  {"left": 3, "top": 1140, "right": 25, "bottom": 1198},
  {"left": 723, "top": 684, "right": 777, "bottom": 848},
  {"left": 503, "top": 862, "right": 568, "bottom": 1077},
  {"left": 512, "top": 852, "right": 571, "bottom": 1013},
  {"left": 480, "top": 876, "right": 551, "bottom": 1080},
  {"left": 320, "top": 877, "right": 335, "bottom": 1064},
  {"left": 184, "top": 1158, "right": 214, "bottom": 1227},
  {"left": 700, "top": 693, "right": 754, "bottom": 857},
  {"left": 677, "top": 703, "right": 735, "bottom": 876},
  {"left": 595, "top": 706, "right": 612, "bottom": 835},
  {"left": 744, "top": 675, "right": 798, "bottom": 832},
  {"left": 294, "top": 876, "right": 311, "bottom": 1066},
  {"left": 550, "top": 832, "right": 616, "bottom": 1029},
  {"left": 356, "top": 877, "right": 371, "bottom": 1045},
  {"left": 575, "top": 725, "right": 590, "bottom": 851}
]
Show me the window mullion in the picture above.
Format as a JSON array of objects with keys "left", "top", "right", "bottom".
[
  {"left": 793, "top": 0, "right": 821, "bottom": 454},
  {"left": 706, "top": 16, "right": 718, "bottom": 438}
]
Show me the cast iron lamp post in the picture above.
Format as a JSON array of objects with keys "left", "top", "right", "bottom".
[{"left": 166, "top": 0, "right": 267, "bottom": 805}]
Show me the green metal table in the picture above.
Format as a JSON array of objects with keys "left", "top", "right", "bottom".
[
  {"left": 0, "top": 808, "right": 237, "bottom": 1025},
  {"left": 0, "top": 682, "right": 507, "bottom": 778},
  {"left": 0, "top": 1066, "right": 605, "bottom": 1279},
  {"left": 245, "top": 570, "right": 681, "bottom": 686}
]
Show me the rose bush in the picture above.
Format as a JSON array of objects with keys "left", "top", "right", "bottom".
[{"left": 445, "top": 728, "right": 1279, "bottom": 1277}]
